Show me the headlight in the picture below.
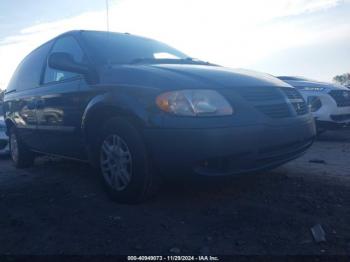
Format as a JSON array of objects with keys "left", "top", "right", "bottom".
[
  {"left": 156, "top": 89, "right": 233, "bottom": 116},
  {"left": 307, "top": 96, "right": 322, "bottom": 112},
  {"left": 299, "top": 87, "right": 325, "bottom": 91}
]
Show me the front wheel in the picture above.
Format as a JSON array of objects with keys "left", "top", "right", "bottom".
[
  {"left": 98, "top": 118, "right": 160, "bottom": 204},
  {"left": 9, "top": 127, "right": 35, "bottom": 168}
]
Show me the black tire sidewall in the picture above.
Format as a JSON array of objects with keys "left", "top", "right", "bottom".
[
  {"left": 97, "top": 118, "right": 152, "bottom": 203},
  {"left": 9, "top": 126, "right": 34, "bottom": 168}
]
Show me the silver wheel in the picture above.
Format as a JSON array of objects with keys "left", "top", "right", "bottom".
[
  {"left": 100, "top": 134, "right": 132, "bottom": 191},
  {"left": 10, "top": 133, "right": 19, "bottom": 163}
]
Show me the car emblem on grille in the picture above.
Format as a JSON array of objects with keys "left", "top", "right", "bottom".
[{"left": 343, "top": 91, "right": 350, "bottom": 99}]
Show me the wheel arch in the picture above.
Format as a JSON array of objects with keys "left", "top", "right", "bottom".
[
  {"left": 81, "top": 94, "right": 148, "bottom": 160},
  {"left": 5, "top": 118, "right": 16, "bottom": 136}
]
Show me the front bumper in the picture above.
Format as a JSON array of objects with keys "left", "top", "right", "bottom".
[
  {"left": 316, "top": 119, "right": 350, "bottom": 130},
  {"left": 302, "top": 92, "right": 350, "bottom": 124},
  {"left": 143, "top": 117, "right": 315, "bottom": 176}
]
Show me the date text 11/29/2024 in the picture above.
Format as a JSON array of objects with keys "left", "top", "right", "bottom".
[{"left": 127, "top": 256, "right": 220, "bottom": 261}]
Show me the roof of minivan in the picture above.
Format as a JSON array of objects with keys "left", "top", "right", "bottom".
[{"left": 58, "top": 30, "right": 137, "bottom": 39}]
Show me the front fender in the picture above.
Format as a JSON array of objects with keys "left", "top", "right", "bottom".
[{"left": 81, "top": 88, "right": 162, "bottom": 143}]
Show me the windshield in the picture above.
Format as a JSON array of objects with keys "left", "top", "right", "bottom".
[{"left": 82, "top": 31, "right": 190, "bottom": 65}]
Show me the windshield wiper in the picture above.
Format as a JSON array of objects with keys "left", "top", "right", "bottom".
[
  {"left": 185, "top": 57, "right": 214, "bottom": 65},
  {"left": 128, "top": 57, "right": 214, "bottom": 65},
  {"left": 129, "top": 58, "right": 157, "bottom": 64}
]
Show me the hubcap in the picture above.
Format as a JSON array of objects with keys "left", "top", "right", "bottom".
[
  {"left": 10, "top": 133, "right": 19, "bottom": 163},
  {"left": 100, "top": 134, "right": 132, "bottom": 191}
]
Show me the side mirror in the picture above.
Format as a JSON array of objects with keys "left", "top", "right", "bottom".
[{"left": 48, "top": 52, "right": 90, "bottom": 75}]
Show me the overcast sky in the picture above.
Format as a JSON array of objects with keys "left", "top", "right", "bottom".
[{"left": 0, "top": 0, "right": 350, "bottom": 90}]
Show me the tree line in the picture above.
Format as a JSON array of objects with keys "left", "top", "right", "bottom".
[{"left": 333, "top": 73, "right": 350, "bottom": 86}]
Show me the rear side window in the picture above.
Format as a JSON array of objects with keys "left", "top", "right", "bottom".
[
  {"left": 44, "top": 36, "right": 85, "bottom": 84},
  {"left": 13, "top": 42, "right": 52, "bottom": 91}
]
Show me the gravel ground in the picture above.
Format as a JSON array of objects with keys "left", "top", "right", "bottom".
[{"left": 0, "top": 130, "right": 349, "bottom": 255}]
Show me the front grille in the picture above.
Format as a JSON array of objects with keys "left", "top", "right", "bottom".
[
  {"left": 330, "top": 114, "right": 350, "bottom": 122},
  {"left": 236, "top": 87, "right": 293, "bottom": 118},
  {"left": 236, "top": 87, "right": 308, "bottom": 118},
  {"left": 255, "top": 104, "right": 291, "bottom": 118},
  {"left": 255, "top": 137, "right": 314, "bottom": 165},
  {"left": 238, "top": 88, "right": 281, "bottom": 102},
  {"left": 329, "top": 90, "right": 350, "bottom": 107},
  {"left": 194, "top": 137, "right": 314, "bottom": 175},
  {"left": 280, "top": 88, "right": 308, "bottom": 115}
]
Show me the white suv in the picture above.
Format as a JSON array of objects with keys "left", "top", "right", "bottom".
[{"left": 278, "top": 76, "right": 350, "bottom": 132}]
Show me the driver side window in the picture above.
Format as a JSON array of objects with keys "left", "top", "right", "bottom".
[{"left": 44, "top": 36, "right": 84, "bottom": 84}]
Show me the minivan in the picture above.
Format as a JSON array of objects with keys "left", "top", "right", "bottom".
[{"left": 3, "top": 30, "right": 316, "bottom": 203}]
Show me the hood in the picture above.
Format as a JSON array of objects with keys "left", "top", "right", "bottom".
[
  {"left": 282, "top": 79, "right": 347, "bottom": 91},
  {"left": 100, "top": 64, "right": 291, "bottom": 90}
]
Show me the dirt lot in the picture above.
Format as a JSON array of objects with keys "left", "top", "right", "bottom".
[{"left": 0, "top": 130, "right": 350, "bottom": 255}]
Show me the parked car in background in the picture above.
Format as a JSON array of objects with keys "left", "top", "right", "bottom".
[
  {"left": 278, "top": 76, "right": 350, "bottom": 133},
  {"left": 3, "top": 30, "right": 316, "bottom": 203},
  {"left": 0, "top": 104, "right": 9, "bottom": 155}
]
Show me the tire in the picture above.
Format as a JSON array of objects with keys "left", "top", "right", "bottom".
[
  {"left": 9, "top": 126, "right": 35, "bottom": 168},
  {"left": 97, "top": 117, "right": 160, "bottom": 204}
]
